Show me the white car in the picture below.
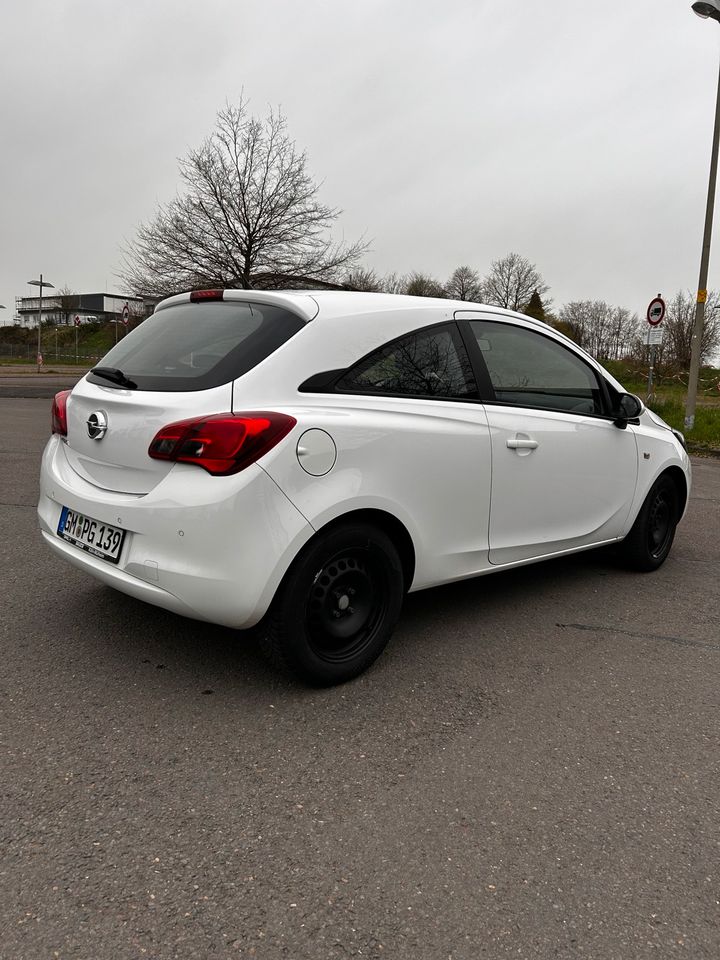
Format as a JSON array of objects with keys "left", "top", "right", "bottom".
[{"left": 38, "top": 290, "right": 691, "bottom": 684}]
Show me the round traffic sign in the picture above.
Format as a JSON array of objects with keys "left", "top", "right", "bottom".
[{"left": 647, "top": 295, "right": 665, "bottom": 326}]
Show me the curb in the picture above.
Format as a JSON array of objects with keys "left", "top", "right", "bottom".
[{"left": 688, "top": 446, "right": 720, "bottom": 459}]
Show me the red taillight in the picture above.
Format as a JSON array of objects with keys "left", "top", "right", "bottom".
[
  {"left": 148, "top": 412, "right": 296, "bottom": 476},
  {"left": 189, "top": 289, "right": 224, "bottom": 302},
  {"left": 51, "top": 390, "right": 71, "bottom": 436}
]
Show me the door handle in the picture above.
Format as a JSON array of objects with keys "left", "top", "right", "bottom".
[{"left": 506, "top": 436, "right": 538, "bottom": 450}]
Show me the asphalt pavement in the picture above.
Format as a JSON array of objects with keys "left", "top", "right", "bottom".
[
  {"left": 2, "top": 398, "right": 719, "bottom": 959},
  {"left": 0, "top": 366, "right": 87, "bottom": 399}
]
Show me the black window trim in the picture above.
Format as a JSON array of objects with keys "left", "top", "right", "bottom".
[
  {"left": 298, "top": 315, "right": 621, "bottom": 420},
  {"left": 299, "top": 320, "right": 483, "bottom": 404},
  {"left": 457, "top": 318, "right": 618, "bottom": 421}
]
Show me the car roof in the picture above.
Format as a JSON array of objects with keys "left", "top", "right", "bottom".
[
  {"left": 154, "top": 288, "right": 589, "bottom": 359},
  {"left": 157, "top": 287, "right": 533, "bottom": 323},
  {"left": 296, "top": 290, "right": 521, "bottom": 319},
  {"left": 154, "top": 288, "right": 622, "bottom": 391}
]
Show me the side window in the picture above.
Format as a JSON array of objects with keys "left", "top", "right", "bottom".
[
  {"left": 469, "top": 320, "right": 602, "bottom": 415},
  {"left": 335, "top": 324, "right": 478, "bottom": 399}
]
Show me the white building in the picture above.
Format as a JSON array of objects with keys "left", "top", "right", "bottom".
[{"left": 14, "top": 292, "right": 149, "bottom": 328}]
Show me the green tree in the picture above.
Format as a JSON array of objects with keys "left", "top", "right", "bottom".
[{"left": 523, "top": 290, "right": 546, "bottom": 322}]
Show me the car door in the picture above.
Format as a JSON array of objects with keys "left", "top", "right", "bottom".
[{"left": 461, "top": 317, "right": 639, "bottom": 566}]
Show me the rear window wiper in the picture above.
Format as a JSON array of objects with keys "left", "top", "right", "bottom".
[{"left": 90, "top": 366, "right": 138, "bottom": 389}]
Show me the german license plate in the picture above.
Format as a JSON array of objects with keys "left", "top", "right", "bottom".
[{"left": 57, "top": 507, "right": 126, "bottom": 565}]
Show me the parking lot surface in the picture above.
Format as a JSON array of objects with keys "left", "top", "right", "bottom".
[
  {"left": 0, "top": 368, "right": 86, "bottom": 399},
  {"left": 2, "top": 397, "right": 719, "bottom": 959}
]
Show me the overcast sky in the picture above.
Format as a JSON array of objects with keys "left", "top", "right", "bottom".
[{"left": 1, "top": 0, "right": 719, "bottom": 320}]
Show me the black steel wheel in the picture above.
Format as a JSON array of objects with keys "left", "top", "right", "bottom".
[
  {"left": 263, "top": 523, "right": 405, "bottom": 685},
  {"left": 306, "top": 550, "right": 390, "bottom": 663},
  {"left": 618, "top": 474, "right": 678, "bottom": 572}
]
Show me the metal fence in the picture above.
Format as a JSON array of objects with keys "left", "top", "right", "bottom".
[
  {"left": 0, "top": 342, "right": 102, "bottom": 362},
  {"left": 0, "top": 342, "right": 34, "bottom": 360}
]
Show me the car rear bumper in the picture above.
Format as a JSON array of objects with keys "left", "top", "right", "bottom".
[{"left": 38, "top": 436, "right": 313, "bottom": 629}]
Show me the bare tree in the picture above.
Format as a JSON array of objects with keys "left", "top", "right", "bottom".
[
  {"left": 445, "top": 265, "right": 482, "bottom": 302},
  {"left": 557, "top": 301, "right": 594, "bottom": 348},
  {"left": 57, "top": 285, "right": 80, "bottom": 326},
  {"left": 380, "top": 272, "right": 407, "bottom": 294},
  {"left": 344, "top": 267, "right": 383, "bottom": 292},
  {"left": 558, "top": 300, "right": 639, "bottom": 360},
  {"left": 607, "top": 306, "right": 640, "bottom": 360},
  {"left": 482, "top": 252, "right": 549, "bottom": 312},
  {"left": 404, "top": 271, "right": 446, "bottom": 298},
  {"left": 659, "top": 290, "right": 720, "bottom": 369},
  {"left": 125, "top": 299, "right": 150, "bottom": 330},
  {"left": 120, "top": 99, "right": 367, "bottom": 297}
]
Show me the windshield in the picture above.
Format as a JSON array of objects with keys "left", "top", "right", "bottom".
[{"left": 87, "top": 301, "right": 304, "bottom": 392}]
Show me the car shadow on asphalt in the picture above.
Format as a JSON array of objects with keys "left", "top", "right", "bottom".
[
  {"left": 69, "top": 546, "right": 622, "bottom": 697},
  {"left": 403, "top": 546, "right": 618, "bottom": 618}
]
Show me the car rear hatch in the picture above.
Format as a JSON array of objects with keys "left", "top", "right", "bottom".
[{"left": 63, "top": 293, "right": 308, "bottom": 495}]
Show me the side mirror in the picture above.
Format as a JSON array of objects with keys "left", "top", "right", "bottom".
[{"left": 613, "top": 392, "right": 643, "bottom": 428}]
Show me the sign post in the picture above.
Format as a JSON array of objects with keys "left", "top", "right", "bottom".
[
  {"left": 645, "top": 295, "right": 666, "bottom": 402},
  {"left": 74, "top": 315, "right": 80, "bottom": 364}
]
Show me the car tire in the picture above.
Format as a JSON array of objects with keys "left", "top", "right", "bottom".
[
  {"left": 617, "top": 473, "right": 678, "bottom": 572},
  {"left": 262, "top": 523, "right": 405, "bottom": 686}
]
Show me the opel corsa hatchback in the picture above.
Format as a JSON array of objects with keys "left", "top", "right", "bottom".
[{"left": 39, "top": 291, "right": 691, "bottom": 684}]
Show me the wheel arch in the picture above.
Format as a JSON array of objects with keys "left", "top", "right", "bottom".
[
  {"left": 664, "top": 465, "right": 689, "bottom": 519},
  {"left": 628, "top": 463, "right": 690, "bottom": 531},
  {"left": 311, "top": 508, "right": 416, "bottom": 591}
]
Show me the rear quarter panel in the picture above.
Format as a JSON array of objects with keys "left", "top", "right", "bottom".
[{"left": 258, "top": 397, "right": 493, "bottom": 591}]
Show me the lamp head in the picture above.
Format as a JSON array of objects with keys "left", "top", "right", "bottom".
[{"left": 693, "top": 0, "right": 720, "bottom": 21}]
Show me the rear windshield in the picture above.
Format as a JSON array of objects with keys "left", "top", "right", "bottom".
[{"left": 87, "top": 301, "right": 304, "bottom": 392}]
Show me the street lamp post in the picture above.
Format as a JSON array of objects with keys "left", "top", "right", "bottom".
[
  {"left": 686, "top": 0, "right": 720, "bottom": 430},
  {"left": 27, "top": 275, "right": 54, "bottom": 374}
]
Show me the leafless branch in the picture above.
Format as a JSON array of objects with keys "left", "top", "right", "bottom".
[{"left": 119, "top": 99, "right": 368, "bottom": 297}]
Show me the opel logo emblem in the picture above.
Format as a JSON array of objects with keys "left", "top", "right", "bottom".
[{"left": 87, "top": 411, "right": 108, "bottom": 440}]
